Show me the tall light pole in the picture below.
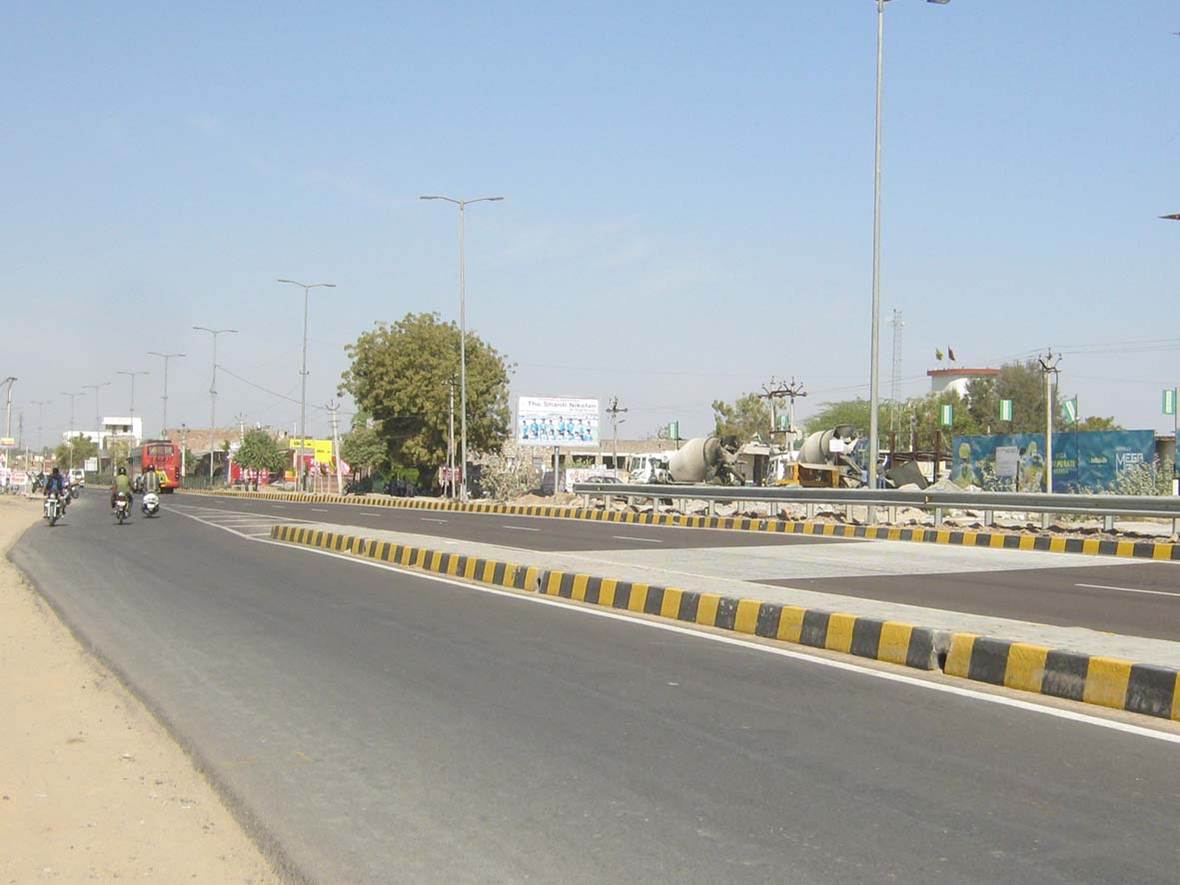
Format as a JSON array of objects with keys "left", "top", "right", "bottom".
[
  {"left": 60, "top": 391, "right": 82, "bottom": 471},
  {"left": 867, "top": 0, "right": 950, "bottom": 492},
  {"left": 147, "top": 351, "right": 185, "bottom": 438},
  {"left": 1, "top": 377, "right": 15, "bottom": 473},
  {"left": 193, "top": 326, "right": 237, "bottom": 482},
  {"left": 276, "top": 279, "right": 336, "bottom": 491},
  {"left": 30, "top": 399, "right": 51, "bottom": 459},
  {"left": 82, "top": 381, "right": 111, "bottom": 465},
  {"left": 420, "top": 194, "right": 504, "bottom": 501}
]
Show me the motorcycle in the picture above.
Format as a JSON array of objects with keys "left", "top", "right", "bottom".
[
  {"left": 114, "top": 492, "right": 131, "bottom": 525},
  {"left": 43, "top": 493, "right": 64, "bottom": 527},
  {"left": 142, "top": 492, "right": 160, "bottom": 518}
]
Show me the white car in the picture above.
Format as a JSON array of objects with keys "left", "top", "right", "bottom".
[{"left": 68, "top": 468, "right": 86, "bottom": 488}]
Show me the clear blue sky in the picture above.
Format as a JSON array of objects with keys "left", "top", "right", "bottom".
[{"left": 2, "top": 1, "right": 1178, "bottom": 447}]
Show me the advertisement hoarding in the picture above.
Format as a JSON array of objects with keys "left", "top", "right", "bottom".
[
  {"left": 517, "top": 396, "right": 599, "bottom": 447},
  {"left": 951, "top": 430, "right": 1156, "bottom": 493},
  {"left": 287, "top": 438, "right": 335, "bottom": 464}
]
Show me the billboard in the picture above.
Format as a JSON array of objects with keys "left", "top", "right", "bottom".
[
  {"left": 951, "top": 430, "right": 1157, "bottom": 493},
  {"left": 517, "top": 396, "right": 599, "bottom": 447},
  {"left": 288, "top": 437, "right": 335, "bottom": 464}
]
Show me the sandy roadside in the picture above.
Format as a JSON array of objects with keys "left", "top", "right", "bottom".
[{"left": 0, "top": 497, "right": 281, "bottom": 883}]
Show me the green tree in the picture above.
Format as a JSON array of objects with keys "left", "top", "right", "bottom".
[
  {"left": 804, "top": 399, "right": 884, "bottom": 436},
  {"left": 340, "top": 313, "right": 512, "bottom": 481},
  {"left": 54, "top": 436, "right": 98, "bottom": 470},
  {"left": 965, "top": 360, "right": 1064, "bottom": 433},
  {"left": 1076, "top": 415, "right": 1121, "bottom": 432},
  {"left": 711, "top": 393, "right": 771, "bottom": 447},
  {"left": 340, "top": 411, "right": 388, "bottom": 475},
  {"left": 235, "top": 428, "right": 287, "bottom": 475}
]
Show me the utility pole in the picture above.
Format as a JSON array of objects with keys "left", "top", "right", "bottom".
[
  {"left": 783, "top": 378, "right": 808, "bottom": 452},
  {"left": 327, "top": 400, "right": 343, "bottom": 495},
  {"left": 276, "top": 280, "right": 336, "bottom": 493},
  {"left": 1, "top": 377, "right": 15, "bottom": 474},
  {"left": 230, "top": 411, "right": 247, "bottom": 487},
  {"left": 759, "top": 378, "right": 790, "bottom": 443},
  {"left": 606, "top": 396, "right": 628, "bottom": 475},
  {"left": 82, "top": 381, "right": 111, "bottom": 467},
  {"left": 1038, "top": 349, "right": 1062, "bottom": 493},
  {"left": 193, "top": 326, "right": 237, "bottom": 484},
  {"left": 180, "top": 423, "right": 188, "bottom": 478}
]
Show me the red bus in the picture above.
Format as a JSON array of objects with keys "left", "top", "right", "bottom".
[{"left": 141, "top": 440, "right": 182, "bottom": 491}]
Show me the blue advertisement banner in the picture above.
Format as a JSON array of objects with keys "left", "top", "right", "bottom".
[{"left": 950, "top": 430, "right": 1156, "bottom": 493}]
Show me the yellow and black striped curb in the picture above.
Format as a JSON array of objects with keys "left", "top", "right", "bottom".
[
  {"left": 270, "top": 523, "right": 1180, "bottom": 723},
  {"left": 270, "top": 524, "right": 941, "bottom": 671},
  {"left": 946, "top": 634, "right": 1180, "bottom": 722},
  {"left": 185, "top": 487, "right": 1180, "bottom": 562}
]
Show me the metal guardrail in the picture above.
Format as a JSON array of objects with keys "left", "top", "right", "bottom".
[{"left": 572, "top": 482, "right": 1180, "bottom": 528}]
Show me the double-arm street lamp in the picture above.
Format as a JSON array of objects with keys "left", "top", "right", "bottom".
[
  {"left": 276, "top": 279, "right": 336, "bottom": 491},
  {"left": 60, "top": 391, "right": 83, "bottom": 470},
  {"left": 867, "top": 0, "right": 950, "bottom": 491},
  {"left": 147, "top": 351, "right": 185, "bottom": 438},
  {"left": 419, "top": 194, "right": 504, "bottom": 502}
]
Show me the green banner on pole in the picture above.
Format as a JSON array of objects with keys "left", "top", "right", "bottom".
[
  {"left": 940, "top": 404, "right": 953, "bottom": 427},
  {"left": 1062, "top": 397, "right": 1078, "bottom": 424},
  {"left": 999, "top": 399, "right": 1013, "bottom": 422},
  {"left": 1163, "top": 388, "right": 1176, "bottom": 417},
  {"left": 667, "top": 420, "right": 680, "bottom": 440}
]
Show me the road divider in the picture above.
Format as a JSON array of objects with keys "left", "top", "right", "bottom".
[
  {"left": 269, "top": 523, "right": 1180, "bottom": 723},
  {"left": 185, "top": 487, "right": 1180, "bottom": 562}
]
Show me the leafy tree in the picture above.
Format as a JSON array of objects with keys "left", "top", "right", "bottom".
[
  {"left": 54, "top": 435, "right": 98, "bottom": 470},
  {"left": 804, "top": 399, "right": 886, "bottom": 436},
  {"left": 1076, "top": 415, "right": 1121, "bottom": 432},
  {"left": 965, "top": 360, "right": 1063, "bottom": 433},
  {"left": 235, "top": 428, "right": 287, "bottom": 474},
  {"left": 711, "top": 393, "right": 771, "bottom": 447},
  {"left": 340, "top": 312, "right": 512, "bottom": 482},
  {"left": 340, "top": 410, "right": 388, "bottom": 475}
]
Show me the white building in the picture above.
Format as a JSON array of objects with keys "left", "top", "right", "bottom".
[
  {"left": 927, "top": 367, "right": 999, "bottom": 398},
  {"left": 62, "top": 416, "right": 144, "bottom": 447}
]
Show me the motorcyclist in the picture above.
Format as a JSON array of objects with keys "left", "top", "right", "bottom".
[
  {"left": 111, "top": 466, "right": 133, "bottom": 516},
  {"left": 45, "top": 467, "right": 65, "bottom": 499},
  {"left": 141, "top": 464, "right": 162, "bottom": 494}
]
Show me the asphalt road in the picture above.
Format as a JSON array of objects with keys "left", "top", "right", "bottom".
[
  {"left": 173, "top": 492, "right": 860, "bottom": 551},
  {"left": 12, "top": 496, "right": 1180, "bottom": 883},
  {"left": 182, "top": 492, "right": 1180, "bottom": 640},
  {"left": 777, "top": 561, "right": 1180, "bottom": 641}
]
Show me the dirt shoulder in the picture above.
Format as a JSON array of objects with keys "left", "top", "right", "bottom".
[{"left": 0, "top": 497, "right": 280, "bottom": 883}]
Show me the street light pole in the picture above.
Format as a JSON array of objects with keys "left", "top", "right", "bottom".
[
  {"left": 867, "top": 0, "right": 950, "bottom": 493},
  {"left": 60, "top": 391, "right": 82, "bottom": 471},
  {"left": 420, "top": 194, "right": 504, "bottom": 502},
  {"left": 277, "top": 279, "right": 336, "bottom": 491},
  {"left": 82, "top": 381, "right": 111, "bottom": 466},
  {"left": 30, "top": 399, "right": 51, "bottom": 459},
  {"left": 147, "top": 351, "right": 185, "bottom": 438},
  {"left": 116, "top": 369, "right": 149, "bottom": 426},
  {"left": 193, "top": 326, "right": 237, "bottom": 483}
]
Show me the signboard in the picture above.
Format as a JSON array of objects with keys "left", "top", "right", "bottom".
[
  {"left": 1163, "top": 388, "right": 1176, "bottom": 417},
  {"left": 1062, "top": 397, "right": 1078, "bottom": 424},
  {"left": 11, "top": 470, "right": 27, "bottom": 487},
  {"left": 0, "top": 437, "right": 14, "bottom": 447},
  {"left": 952, "top": 430, "right": 1156, "bottom": 493},
  {"left": 995, "top": 446, "right": 1019, "bottom": 479},
  {"left": 667, "top": 420, "right": 680, "bottom": 441},
  {"left": 999, "top": 399, "right": 1013, "bottom": 422},
  {"left": 517, "top": 396, "right": 599, "bottom": 447},
  {"left": 287, "top": 437, "right": 335, "bottom": 464},
  {"left": 84, "top": 457, "right": 99, "bottom": 472}
]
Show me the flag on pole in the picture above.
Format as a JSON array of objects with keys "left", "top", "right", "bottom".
[
  {"left": 776, "top": 414, "right": 789, "bottom": 431},
  {"left": 999, "top": 399, "right": 1013, "bottom": 422},
  {"left": 940, "top": 404, "right": 953, "bottom": 427},
  {"left": 667, "top": 420, "right": 680, "bottom": 440},
  {"left": 1062, "top": 397, "right": 1078, "bottom": 424},
  {"left": 1163, "top": 388, "right": 1177, "bottom": 417}
]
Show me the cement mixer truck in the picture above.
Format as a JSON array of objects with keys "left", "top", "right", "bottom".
[
  {"left": 629, "top": 436, "right": 742, "bottom": 485},
  {"left": 773, "top": 424, "right": 865, "bottom": 488}
]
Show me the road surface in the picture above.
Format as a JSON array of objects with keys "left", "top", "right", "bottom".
[{"left": 11, "top": 495, "right": 1180, "bottom": 883}]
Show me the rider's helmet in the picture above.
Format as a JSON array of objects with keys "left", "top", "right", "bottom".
[
  {"left": 51, "top": 466, "right": 60, "bottom": 475},
  {"left": 145, "top": 464, "right": 155, "bottom": 471},
  {"left": 117, "top": 466, "right": 127, "bottom": 476}
]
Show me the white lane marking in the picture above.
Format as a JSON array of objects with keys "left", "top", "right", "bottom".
[
  {"left": 310, "top": 508, "right": 331, "bottom": 513},
  {"left": 1075, "top": 583, "right": 1180, "bottom": 598},
  {"left": 361, "top": 511, "right": 383, "bottom": 516},
  {"left": 612, "top": 536, "right": 663, "bottom": 544},
  {"left": 256, "top": 538, "right": 1180, "bottom": 746},
  {"left": 500, "top": 525, "right": 540, "bottom": 532},
  {"left": 421, "top": 518, "right": 448, "bottom": 524}
]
